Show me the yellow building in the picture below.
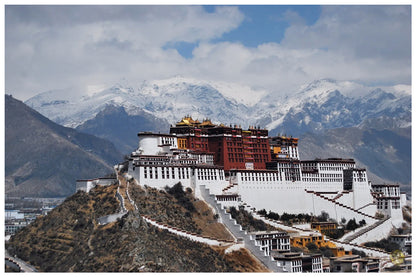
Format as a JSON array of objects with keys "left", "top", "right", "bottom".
[
  {"left": 290, "top": 233, "right": 352, "bottom": 258},
  {"left": 311, "top": 222, "right": 337, "bottom": 233}
]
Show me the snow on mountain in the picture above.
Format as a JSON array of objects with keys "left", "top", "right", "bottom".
[
  {"left": 25, "top": 76, "right": 262, "bottom": 128},
  {"left": 25, "top": 77, "right": 411, "bottom": 136},
  {"left": 262, "top": 79, "right": 411, "bottom": 136}
]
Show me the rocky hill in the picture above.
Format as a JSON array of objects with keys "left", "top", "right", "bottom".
[
  {"left": 5, "top": 95, "right": 123, "bottom": 197},
  {"left": 7, "top": 182, "right": 268, "bottom": 272}
]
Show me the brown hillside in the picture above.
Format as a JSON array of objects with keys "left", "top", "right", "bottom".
[
  {"left": 7, "top": 182, "right": 264, "bottom": 272},
  {"left": 128, "top": 180, "right": 233, "bottom": 241}
]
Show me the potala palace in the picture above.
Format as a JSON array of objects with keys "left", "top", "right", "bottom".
[
  {"left": 76, "top": 116, "right": 411, "bottom": 272},
  {"left": 125, "top": 116, "right": 406, "bottom": 228}
]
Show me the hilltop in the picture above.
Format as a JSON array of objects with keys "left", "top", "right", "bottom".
[{"left": 7, "top": 179, "right": 268, "bottom": 272}]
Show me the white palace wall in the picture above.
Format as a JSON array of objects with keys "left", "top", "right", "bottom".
[
  {"left": 309, "top": 193, "right": 376, "bottom": 224},
  {"left": 352, "top": 181, "right": 374, "bottom": 210},
  {"left": 128, "top": 163, "right": 228, "bottom": 197},
  {"left": 239, "top": 182, "right": 313, "bottom": 215}
]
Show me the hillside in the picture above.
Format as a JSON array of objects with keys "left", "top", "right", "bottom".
[
  {"left": 5, "top": 95, "right": 123, "bottom": 197},
  {"left": 7, "top": 182, "right": 268, "bottom": 272}
]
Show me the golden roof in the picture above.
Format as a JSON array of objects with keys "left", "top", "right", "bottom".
[{"left": 176, "top": 116, "right": 201, "bottom": 126}]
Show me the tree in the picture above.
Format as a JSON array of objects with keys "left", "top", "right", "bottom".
[
  {"left": 258, "top": 209, "right": 267, "bottom": 216},
  {"left": 267, "top": 211, "right": 280, "bottom": 221},
  {"left": 352, "top": 248, "right": 367, "bottom": 257},
  {"left": 316, "top": 211, "right": 329, "bottom": 222},
  {"left": 346, "top": 219, "right": 359, "bottom": 231},
  {"left": 306, "top": 242, "right": 318, "bottom": 252},
  {"left": 319, "top": 246, "right": 334, "bottom": 258},
  {"left": 165, "top": 182, "right": 195, "bottom": 212}
]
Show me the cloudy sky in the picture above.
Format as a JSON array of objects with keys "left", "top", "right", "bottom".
[{"left": 5, "top": 4, "right": 412, "bottom": 101}]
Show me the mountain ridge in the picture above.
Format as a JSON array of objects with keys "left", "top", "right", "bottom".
[
  {"left": 5, "top": 95, "right": 123, "bottom": 197},
  {"left": 25, "top": 77, "right": 410, "bottom": 134},
  {"left": 21, "top": 77, "right": 411, "bottom": 187}
]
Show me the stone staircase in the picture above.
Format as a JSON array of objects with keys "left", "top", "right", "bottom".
[
  {"left": 305, "top": 189, "right": 376, "bottom": 220},
  {"left": 332, "top": 190, "right": 352, "bottom": 201},
  {"left": 222, "top": 183, "right": 238, "bottom": 193},
  {"left": 200, "top": 185, "right": 281, "bottom": 272},
  {"left": 341, "top": 215, "right": 391, "bottom": 243},
  {"left": 238, "top": 201, "right": 390, "bottom": 258},
  {"left": 141, "top": 215, "right": 234, "bottom": 246}
]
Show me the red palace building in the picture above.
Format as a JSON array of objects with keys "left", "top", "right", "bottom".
[{"left": 170, "top": 116, "right": 271, "bottom": 170}]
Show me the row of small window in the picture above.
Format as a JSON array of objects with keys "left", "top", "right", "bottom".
[
  {"left": 266, "top": 244, "right": 290, "bottom": 250},
  {"left": 319, "top": 166, "right": 350, "bottom": 171},
  {"left": 377, "top": 200, "right": 400, "bottom": 209},
  {"left": 197, "top": 168, "right": 224, "bottom": 181},
  {"left": 160, "top": 137, "right": 176, "bottom": 146},
  {"left": 216, "top": 196, "right": 238, "bottom": 201},
  {"left": 320, "top": 173, "right": 343, "bottom": 178},
  {"left": 374, "top": 187, "right": 400, "bottom": 196},
  {"left": 312, "top": 264, "right": 323, "bottom": 272},
  {"left": 226, "top": 142, "right": 243, "bottom": 147},
  {"left": 191, "top": 144, "right": 208, "bottom": 149},
  {"left": 189, "top": 137, "right": 208, "bottom": 142},
  {"left": 263, "top": 238, "right": 290, "bottom": 245},
  {"left": 143, "top": 166, "right": 189, "bottom": 180},
  {"left": 303, "top": 178, "right": 323, "bottom": 183},
  {"left": 241, "top": 172, "right": 282, "bottom": 182},
  {"left": 303, "top": 178, "right": 343, "bottom": 183}
]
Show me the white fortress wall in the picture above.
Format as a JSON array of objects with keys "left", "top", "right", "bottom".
[
  {"left": 348, "top": 217, "right": 394, "bottom": 245},
  {"left": 335, "top": 192, "right": 354, "bottom": 206},
  {"left": 239, "top": 181, "right": 312, "bottom": 215},
  {"left": 194, "top": 168, "right": 227, "bottom": 195},
  {"left": 400, "top": 193, "right": 407, "bottom": 207},
  {"left": 130, "top": 165, "right": 192, "bottom": 190},
  {"left": 352, "top": 181, "right": 374, "bottom": 210},
  {"left": 76, "top": 179, "right": 98, "bottom": 193},
  {"left": 138, "top": 136, "right": 161, "bottom": 155},
  {"left": 358, "top": 204, "right": 378, "bottom": 218},
  {"left": 216, "top": 195, "right": 240, "bottom": 209},
  {"left": 309, "top": 192, "right": 377, "bottom": 224},
  {"left": 390, "top": 208, "right": 405, "bottom": 228},
  {"left": 97, "top": 178, "right": 116, "bottom": 186},
  {"left": 303, "top": 181, "right": 343, "bottom": 193}
]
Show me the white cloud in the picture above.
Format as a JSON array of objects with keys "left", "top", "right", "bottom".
[
  {"left": 5, "top": 5, "right": 245, "bottom": 99},
  {"left": 5, "top": 5, "right": 411, "bottom": 101}
]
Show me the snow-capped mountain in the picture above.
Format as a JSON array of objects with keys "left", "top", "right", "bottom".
[
  {"left": 23, "top": 77, "right": 411, "bottom": 185},
  {"left": 25, "top": 77, "right": 411, "bottom": 135},
  {"left": 261, "top": 79, "right": 411, "bottom": 136},
  {"left": 25, "top": 76, "right": 267, "bottom": 129}
]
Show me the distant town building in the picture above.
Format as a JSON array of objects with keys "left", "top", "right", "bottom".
[
  {"left": 389, "top": 234, "right": 412, "bottom": 255},
  {"left": 330, "top": 255, "right": 380, "bottom": 272},
  {"left": 76, "top": 177, "right": 117, "bottom": 193},
  {"left": 249, "top": 231, "right": 291, "bottom": 256},
  {"left": 310, "top": 222, "right": 337, "bottom": 233},
  {"left": 273, "top": 252, "right": 324, "bottom": 273}
]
